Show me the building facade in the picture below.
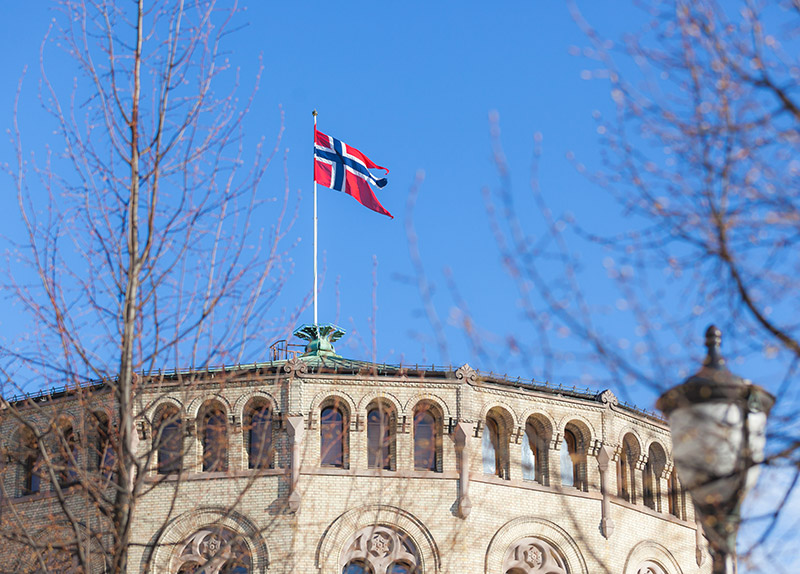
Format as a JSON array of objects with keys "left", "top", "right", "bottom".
[{"left": 0, "top": 330, "right": 711, "bottom": 573}]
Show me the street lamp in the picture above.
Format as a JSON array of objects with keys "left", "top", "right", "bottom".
[{"left": 656, "top": 326, "right": 775, "bottom": 574}]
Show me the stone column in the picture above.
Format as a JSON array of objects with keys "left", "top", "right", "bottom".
[
  {"left": 228, "top": 413, "right": 243, "bottom": 472},
  {"left": 396, "top": 414, "right": 412, "bottom": 471},
  {"left": 184, "top": 417, "right": 198, "bottom": 474},
  {"left": 286, "top": 415, "right": 304, "bottom": 512},
  {"left": 349, "top": 411, "right": 364, "bottom": 470},
  {"left": 634, "top": 453, "right": 648, "bottom": 506},
  {"left": 596, "top": 444, "right": 615, "bottom": 539},
  {"left": 549, "top": 434, "right": 563, "bottom": 488},
  {"left": 507, "top": 426, "right": 524, "bottom": 482},
  {"left": 453, "top": 421, "right": 474, "bottom": 518},
  {"left": 658, "top": 463, "right": 673, "bottom": 514}
]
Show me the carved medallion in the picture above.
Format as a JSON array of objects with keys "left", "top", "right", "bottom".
[
  {"left": 502, "top": 536, "right": 568, "bottom": 574},
  {"left": 368, "top": 531, "right": 393, "bottom": 558},
  {"left": 340, "top": 525, "right": 419, "bottom": 574},
  {"left": 523, "top": 544, "right": 543, "bottom": 568}
]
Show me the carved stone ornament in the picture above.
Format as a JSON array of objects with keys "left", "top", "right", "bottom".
[
  {"left": 596, "top": 389, "right": 619, "bottom": 407},
  {"left": 340, "top": 525, "right": 419, "bottom": 574},
  {"left": 455, "top": 363, "right": 478, "bottom": 384},
  {"left": 503, "top": 537, "right": 568, "bottom": 574},
  {"left": 636, "top": 561, "right": 667, "bottom": 574},
  {"left": 172, "top": 526, "right": 251, "bottom": 574},
  {"left": 283, "top": 356, "right": 308, "bottom": 375}
]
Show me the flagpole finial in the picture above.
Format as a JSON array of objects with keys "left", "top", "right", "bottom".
[{"left": 312, "top": 109, "right": 317, "bottom": 117}]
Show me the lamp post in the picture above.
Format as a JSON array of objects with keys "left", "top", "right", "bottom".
[{"left": 657, "top": 326, "right": 775, "bottom": 574}]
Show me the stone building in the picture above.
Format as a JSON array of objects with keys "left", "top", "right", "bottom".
[{"left": 0, "top": 325, "right": 711, "bottom": 573}]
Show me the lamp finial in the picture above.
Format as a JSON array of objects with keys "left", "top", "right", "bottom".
[{"left": 704, "top": 324, "right": 724, "bottom": 368}]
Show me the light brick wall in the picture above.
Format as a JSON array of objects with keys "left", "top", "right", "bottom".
[{"left": 0, "top": 366, "right": 712, "bottom": 573}]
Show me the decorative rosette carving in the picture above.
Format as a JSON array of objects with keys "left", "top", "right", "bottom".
[
  {"left": 340, "top": 525, "right": 419, "bottom": 574},
  {"left": 173, "top": 526, "right": 251, "bottom": 574},
  {"left": 503, "top": 537, "right": 568, "bottom": 574}
]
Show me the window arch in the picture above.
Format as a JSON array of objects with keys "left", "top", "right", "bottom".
[
  {"left": 17, "top": 427, "right": 41, "bottom": 496},
  {"left": 413, "top": 402, "right": 442, "bottom": 472},
  {"left": 367, "top": 401, "right": 395, "bottom": 471},
  {"left": 200, "top": 402, "right": 229, "bottom": 473},
  {"left": 561, "top": 423, "right": 588, "bottom": 491},
  {"left": 56, "top": 423, "right": 80, "bottom": 487},
  {"left": 91, "top": 412, "right": 115, "bottom": 479},
  {"left": 522, "top": 416, "right": 550, "bottom": 485},
  {"left": 321, "top": 399, "right": 349, "bottom": 468},
  {"left": 173, "top": 525, "right": 252, "bottom": 573},
  {"left": 645, "top": 443, "right": 667, "bottom": 511},
  {"left": 244, "top": 400, "right": 274, "bottom": 470},
  {"left": 340, "top": 525, "right": 419, "bottom": 574},
  {"left": 503, "top": 536, "right": 568, "bottom": 574},
  {"left": 667, "top": 467, "right": 686, "bottom": 520},
  {"left": 482, "top": 408, "right": 510, "bottom": 479},
  {"left": 618, "top": 433, "right": 640, "bottom": 503},
  {"left": 154, "top": 405, "right": 183, "bottom": 475}
]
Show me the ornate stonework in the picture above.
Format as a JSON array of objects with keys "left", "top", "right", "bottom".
[
  {"left": 596, "top": 389, "right": 619, "bottom": 407},
  {"left": 502, "top": 537, "right": 568, "bottom": 574},
  {"left": 340, "top": 525, "right": 419, "bottom": 574},
  {"left": 636, "top": 561, "right": 667, "bottom": 574},
  {"left": 172, "top": 526, "right": 251, "bottom": 574},
  {"left": 455, "top": 363, "right": 478, "bottom": 384}
]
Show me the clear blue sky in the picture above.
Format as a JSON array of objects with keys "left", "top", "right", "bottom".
[{"left": 0, "top": 1, "right": 779, "bottom": 401}]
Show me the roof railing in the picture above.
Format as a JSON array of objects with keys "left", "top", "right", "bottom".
[{"left": 2, "top": 355, "right": 665, "bottom": 422}]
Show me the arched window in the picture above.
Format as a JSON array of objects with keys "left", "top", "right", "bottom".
[
  {"left": 482, "top": 415, "right": 506, "bottom": 478},
  {"left": 340, "top": 526, "right": 419, "bottom": 574},
  {"left": 503, "top": 536, "right": 569, "bottom": 574},
  {"left": 367, "top": 403, "right": 395, "bottom": 470},
  {"left": 92, "top": 413, "right": 115, "bottom": 479},
  {"left": 155, "top": 406, "right": 183, "bottom": 475},
  {"left": 173, "top": 526, "right": 251, "bottom": 573},
  {"left": 561, "top": 425, "right": 587, "bottom": 490},
  {"left": 482, "top": 417, "right": 499, "bottom": 476},
  {"left": 668, "top": 467, "right": 685, "bottom": 520},
  {"left": 321, "top": 403, "right": 348, "bottom": 468},
  {"left": 560, "top": 432, "right": 575, "bottom": 487},
  {"left": 645, "top": 443, "right": 667, "bottom": 512},
  {"left": 618, "top": 434, "right": 639, "bottom": 503},
  {"left": 343, "top": 562, "right": 373, "bottom": 574},
  {"left": 57, "top": 425, "right": 79, "bottom": 487},
  {"left": 19, "top": 429, "right": 41, "bottom": 496},
  {"left": 201, "top": 404, "right": 228, "bottom": 472},
  {"left": 522, "top": 418, "right": 549, "bottom": 485},
  {"left": 245, "top": 402, "right": 273, "bottom": 470},
  {"left": 413, "top": 403, "right": 441, "bottom": 472}
]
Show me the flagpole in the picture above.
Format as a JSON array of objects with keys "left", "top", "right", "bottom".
[{"left": 312, "top": 110, "right": 319, "bottom": 337}]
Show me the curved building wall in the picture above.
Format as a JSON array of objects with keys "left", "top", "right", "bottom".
[{"left": 0, "top": 359, "right": 711, "bottom": 573}]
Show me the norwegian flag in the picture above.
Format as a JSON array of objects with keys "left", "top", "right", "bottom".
[{"left": 314, "top": 128, "right": 392, "bottom": 218}]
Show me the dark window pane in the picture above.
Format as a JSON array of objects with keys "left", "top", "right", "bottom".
[
  {"left": 158, "top": 412, "right": 182, "bottom": 474},
  {"left": 483, "top": 417, "right": 502, "bottom": 476},
  {"left": 203, "top": 409, "right": 228, "bottom": 472},
  {"left": 321, "top": 406, "right": 344, "bottom": 467},
  {"left": 24, "top": 451, "right": 41, "bottom": 495},
  {"left": 58, "top": 428, "right": 79, "bottom": 486},
  {"left": 343, "top": 562, "right": 371, "bottom": 574},
  {"left": 248, "top": 405, "right": 273, "bottom": 469},
  {"left": 414, "top": 409, "right": 437, "bottom": 471},
  {"left": 96, "top": 416, "right": 116, "bottom": 478},
  {"left": 367, "top": 408, "right": 391, "bottom": 470}
]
